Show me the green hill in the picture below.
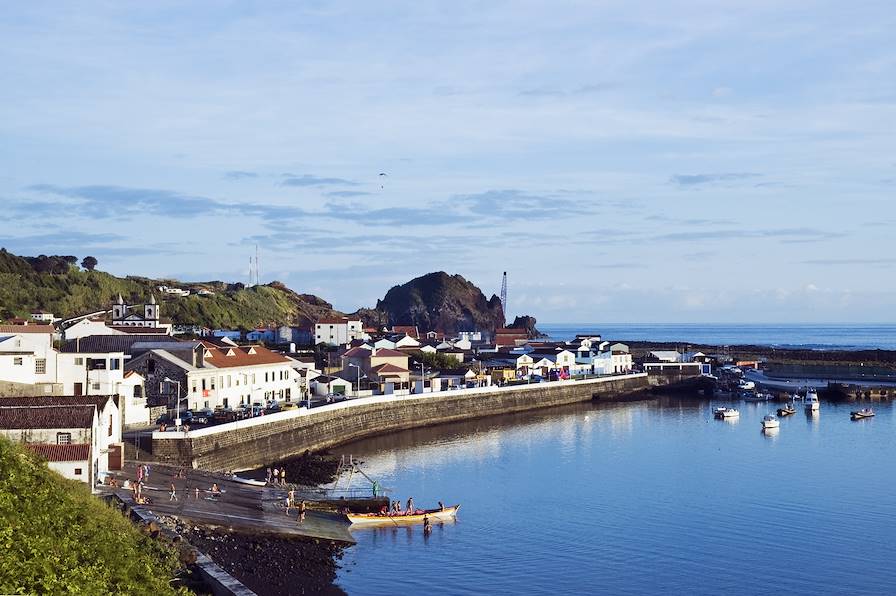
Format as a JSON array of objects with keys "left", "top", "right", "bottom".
[
  {"left": 0, "top": 437, "right": 183, "bottom": 594},
  {"left": 0, "top": 249, "right": 341, "bottom": 330}
]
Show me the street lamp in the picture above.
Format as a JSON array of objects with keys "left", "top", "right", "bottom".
[
  {"left": 348, "top": 363, "right": 361, "bottom": 398},
  {"left": 163, "top": 377, "right": 182, "bottom": 428}
]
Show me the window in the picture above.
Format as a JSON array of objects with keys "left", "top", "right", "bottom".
[
  {"left": 35, "top": 359, "right": 46, "bottom": 374},
  {"left": 108, "top": 414, "right": 113, "bottom": 437},
  {"left": 56, "top": 432, "right": 72, "bottom": 445},
  {"left": 133, "top": 386, "right": 142, "bottom": 398},
  {"left": 74, "top": 357, "right": 84, "bottom": 366},
  {"left": 74, "top": 468, "right": 82, "bottom": 476},
  {"left": 92, "top": 382, "right": 101, "bottom": 391},
  {"left": 13, "top": 357, "right": 22, "bottom": 366},
  {"left": 227, "top": 375, "right": 232, "bottom": 388},
  {"left": 201, "top": 378, "right": 206, "bottom": 391},
  {"left": 192, "top": 381, "right": 198, "bottom": 393},
  {"left": 222, "top": 398, "right": 228, "bottom": 408},
  {"left": 210, "top": 377, "right": 216, "bottom": 390},
  {"left": 285, "top": 388, "right": 291, "bottom": 400},
  {"left": 203, "top": 400, "right": 209, "bottom": 409},
  {"left": 110, "top": 358, "right": 121, "bottom": 370}
]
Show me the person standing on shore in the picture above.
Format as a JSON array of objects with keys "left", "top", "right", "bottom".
[
  {"left": 169, "top": 482, "right": 177, "bottom": 501},
  {"left": 266, "top": 467, "right": 272, "bottom": 484},
  {"left": 272, "top": 468, "right": 280, "bottom": 486},
  {"left": 281, "top": 469, "right": 287, "bottom": 487},
  {"left": 299, "top": 500, "right": 306, "bottom": 523}
]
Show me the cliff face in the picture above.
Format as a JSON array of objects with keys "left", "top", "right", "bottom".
[
  {"left": 372, "top": 272, "right": 505, "bottom": 335},
  {"left": 509, "top": 315, "right": 546, "bottom": 338}
]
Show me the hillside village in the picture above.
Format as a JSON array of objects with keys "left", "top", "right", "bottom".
[{"left": 0, "top": 291, "right": 715, "bottom": 488}]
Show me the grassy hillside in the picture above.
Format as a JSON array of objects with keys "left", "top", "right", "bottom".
[
  {"left": 0, "top": 438, "right": 183, "bottom": 594},
  {"left": 0, "top": 249, "right": 340, "bottom": 330}
]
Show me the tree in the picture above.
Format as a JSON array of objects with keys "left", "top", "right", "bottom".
[{"left": 81, "top": 256, "right": 98, "bottom": 271}]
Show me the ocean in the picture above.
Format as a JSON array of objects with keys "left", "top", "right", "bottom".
[
  {"left": 539, "top": 323, "right": 896, "bottom": 350},
  {"left": 335, "top": 397, "right": 896, "bottom": 595}
]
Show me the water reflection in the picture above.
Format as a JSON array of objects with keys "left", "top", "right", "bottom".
[{"left": 336, "top": 396, "right": 896, "bottom": 596}]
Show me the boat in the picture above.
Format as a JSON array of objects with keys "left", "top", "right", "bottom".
[
  {"left": 231, "top": 475, "right": 267, "bottom": 487},
  {"left": 345, "top": 504, "right": 460, "bottom": 526},
  {"left": 804, "top": 390, "right": 820, "bottom": 412},
  {"left": 850, "top": 408, "right": 875, "bottom": 420},
  {"left": 744, "top": 392, "right": 773, "bottom": 402},
  {"left": 761, "top": 415, "right": 780, "bottom": 429},
  {"left": 738, "top": 380, "right": 756, "bottom": 391},
  {"left": 714, "top": 407, "right": 740, "bottom": 419},
  {"left": 777, "top": 404, "right": 796, "bottom": 417}
]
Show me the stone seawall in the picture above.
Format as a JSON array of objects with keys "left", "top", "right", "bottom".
[{"left": 154, "top": 374, "right": 651, "bottom": 471}]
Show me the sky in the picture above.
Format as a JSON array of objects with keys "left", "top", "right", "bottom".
[{"left": 1, "top": 1, "right": 895, "bottom": 323}]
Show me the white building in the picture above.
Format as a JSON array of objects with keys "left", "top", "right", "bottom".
[
  {"left": 30, "top": 311, "right": 55, "bottom": 323},
  {"left": 126, "top": 341, "right": 300, "bottom": 411},
  {"left": 314, "top": 317, "right": 365, "bottom": 346},
  {"left": 0, "top": 395, "right": 123, "bottom": 489}
]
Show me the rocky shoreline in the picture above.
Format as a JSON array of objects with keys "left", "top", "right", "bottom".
[{"left": 183, "top": 526, "right": 347, "bottom": 596}]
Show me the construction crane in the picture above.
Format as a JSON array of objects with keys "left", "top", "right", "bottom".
[{"left": 500, "top": 271, "right": 508, "bottom": 319}]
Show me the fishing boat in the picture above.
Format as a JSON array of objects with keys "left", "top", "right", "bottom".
[
  {"left": 231, "top": 475, "right": 267, "bottom": 487},
  {"left": 714, "top": 407, "right": 739, "bottom": 419},
  {"left": 850, "top": 408, "right": 875, "bottom": 420},
  {"left": 345, "top": 504, "right": 460, "bottom": 526},
  {"left": 777, "top": 404, "right": 796, "bottom": 417},
  {"left": 761, "top": 415, "right": 780, "bottom": 429},
  {"left": 804, "top": 389, "right": 820, "bottom": 412}
]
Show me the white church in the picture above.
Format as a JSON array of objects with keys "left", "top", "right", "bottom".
[{"left": 112, "top": 294, "right": 162, "bottom": 328}]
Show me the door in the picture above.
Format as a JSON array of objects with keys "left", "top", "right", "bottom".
[{"left": 74, "top": 383, "right": 83, "bottom": 396}]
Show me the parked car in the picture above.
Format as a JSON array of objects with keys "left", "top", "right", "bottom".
[{"left": 264, "top": 403, "right": 282, "bottom": 414}]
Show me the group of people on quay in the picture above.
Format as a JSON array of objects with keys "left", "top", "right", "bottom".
[
  {"left": 265, "top": 466, "right": 289, "bottom": 486},
  {"left": 284, "top": 489, "right": 307, "bottom": 522}
]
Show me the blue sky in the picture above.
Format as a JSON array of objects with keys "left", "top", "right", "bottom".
[{"left": 2, "top": 2, "right": 895, "bottom": 323}]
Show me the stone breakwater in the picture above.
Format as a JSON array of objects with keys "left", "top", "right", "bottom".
[{"left": 154, "top": 373, "right": 680, "bottom": 471}]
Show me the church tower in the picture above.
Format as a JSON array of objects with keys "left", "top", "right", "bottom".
[
  {"left": 144, "top": 294, "right": 159, "bottom": 326},
  {"left": 112, "top": 294, "right": 126, "bottom": 321}
]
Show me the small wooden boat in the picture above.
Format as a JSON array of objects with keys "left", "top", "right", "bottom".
[
  {"left": 777, "top": 405, "right": 796, "bottom": 417},
  {"left": 345, "top": 505, "right": 460, "bottom": 526},
  {"left": 231, "top": 475, "right": 267, "bottom": 487},
  {"left": 850, "top": 408, "right": 875, "bottom": 420}
]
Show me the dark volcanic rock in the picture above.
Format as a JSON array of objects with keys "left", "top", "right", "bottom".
[
  {"left": 509, "top": 314, "right": 545, "bottom": 338},
  {"left": 184, "top": 527, "right": 346, "bottom": 596},
  {"left": 371, "top": 272, "right": 505, "bottom": 335}
]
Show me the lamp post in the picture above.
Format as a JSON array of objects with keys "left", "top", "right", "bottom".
[
  {"left": 348, "top": 363, "right": 361, "bottom": 398},
  {"left": 163, "top": 377, "right": 182, "bottom": 428}
]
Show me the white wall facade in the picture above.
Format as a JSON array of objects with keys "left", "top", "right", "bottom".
[{"left": 186, "top": 362, "right": 299, "bottom": 410}]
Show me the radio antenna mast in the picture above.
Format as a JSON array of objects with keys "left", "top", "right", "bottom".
[{"left": 500, "top": 271, "right": 508, "bottom": 319}]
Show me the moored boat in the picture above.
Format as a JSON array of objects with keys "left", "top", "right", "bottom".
[
  {"left": 850, "top": 408, "right": 875, "bottom": 420},
  {"left": 345, "top": 504, "right": 460, "bottom": 526},
  {"left": 714, "top": 407, "right": 739, "bottom": 419},
  {"left": 777, "top": 404, "right": 796, "bottom": 416},
  {"left": 744, "top": 392, "right": 773, "bottom": 402},
  {"left": 231, "top": 475, "right": 267, "bottom": 487},
  {"left": 804, "top": 390, "right": 820, "bottom": 412},
  {"left": 761, "top": 415, "right": 779, "bottom": 429}
]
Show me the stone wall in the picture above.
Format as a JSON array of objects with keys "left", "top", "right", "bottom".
[
  {"left": 154, "top": 375, "right": 651, "bottom": 471},
  {"left": 0, "top": 380, "right": 62, "bottom": 397}
]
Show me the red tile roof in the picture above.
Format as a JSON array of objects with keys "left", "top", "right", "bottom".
[
  {"left": 197, "top": 342, "right": 292, "bottom": 369},
  {"left": 0, "top": 324, "right": 54, "bottom": 334},
  {"left": 0, "top": 405, "right": 96, "bottom": 429},
  {"left": 343, "top": 346, "right": 373, "bottom": 358},
  {"left": 392, "top": 325, "right": 419, "bottom": 338},
  {"left": 109, "top": 326, "right": 169, "bottom": 334},
  {"left": 373, "top": 348, "right": 407, "bottom": 358},
  {"left": 316, "top": 317, "right": 357, "bottom": 325},
  {"left": 26, "top": 443, "right": 90, "bottom": 462},
  {"left": 371, "top": 363, "right": 409, "bottom": 374}
]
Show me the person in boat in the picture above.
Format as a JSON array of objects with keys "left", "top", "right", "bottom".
[
  {"left": 380, "top": 505, "right": 388, "bottom": 516},
  {"left": 438, "top": 500, "right": 445, "bottom": 511},
  {"left": 406, "top": 497, "right": 414, "bottom": 515}
]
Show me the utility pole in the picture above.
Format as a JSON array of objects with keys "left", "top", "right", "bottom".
[{"left": 500, "top": 271, "right": 508, "bottom": 320}]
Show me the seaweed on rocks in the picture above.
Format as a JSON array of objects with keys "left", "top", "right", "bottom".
[
  {"left": 183, "top": 527, "right": 347, "bottom": 596},
  {"left": 275, "top": 451, "right": 340, "bottom": 486}
]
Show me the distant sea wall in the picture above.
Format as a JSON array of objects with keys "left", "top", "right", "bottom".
[{"left": 153, "top": 373, "right": 666, "bottom": 471}]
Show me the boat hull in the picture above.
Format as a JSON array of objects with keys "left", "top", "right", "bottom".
[
  {"left": 346, "top": 505, "right": 460, "bottom": 526},
  {"left": 231, "top": 476, "right": 267, "bottom": 487}
]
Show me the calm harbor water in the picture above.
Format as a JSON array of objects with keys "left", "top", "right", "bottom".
[
  {"left": 540, "top": 323, "right": 896, "bottom": 350},
  {"left": 334, "top": 396, "right": 896, "bottom": 595}
]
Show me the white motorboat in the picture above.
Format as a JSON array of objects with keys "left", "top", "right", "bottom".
[
  {"left": 761, "top": 415, "right": 780, "bottom": 429},
  {"left": 804, "top": 389, "right": 820, "bottom": 412},
  {"left": 714, "top": 407, "right": 740, "bottom": 419},
  {"left": 850, "top": 408, "right": 875, "bottom": 420}
]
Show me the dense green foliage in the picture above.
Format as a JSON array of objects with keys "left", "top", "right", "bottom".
[
  {"left": 0, "top": 438, "right": 182, "bottom": 595},
  {"left": 415, "top": 351, "right": 466, "bottom": 370},
  {"left": 0, "top": 249, "right": 339, "bottom": 329}
]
